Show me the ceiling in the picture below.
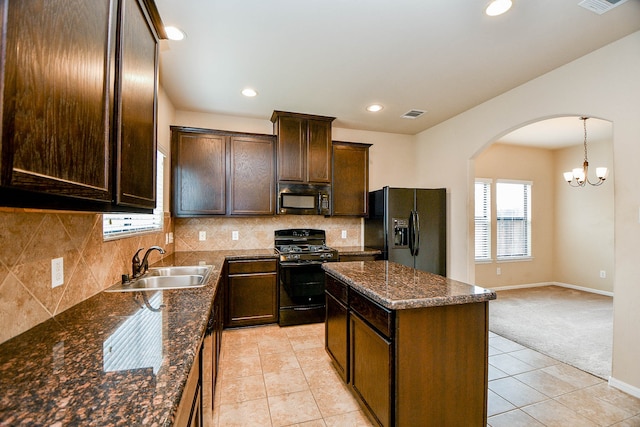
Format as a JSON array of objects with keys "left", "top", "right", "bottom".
[
  {"left": 497, "top": 116, "right": 613, "bottom": 149},
  {"left": 155, "top": 0, "right": 640, "bottom": 136}
]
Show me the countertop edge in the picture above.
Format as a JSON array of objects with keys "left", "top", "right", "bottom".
[{"left": 324, "top": 261, "right": 496, "bottom": 310}]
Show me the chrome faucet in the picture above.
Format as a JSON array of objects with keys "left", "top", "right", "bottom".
[{"left": 132, "top": 246, "right": 166, "bottom": 278}]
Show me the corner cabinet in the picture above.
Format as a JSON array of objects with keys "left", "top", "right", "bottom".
[
  {"left": 171, "top": 127, "right": 275, "bottom": 217},
  {"left": 332, "top": 141, "right": 371, "bottom": 216},
  {"left": 270, "top": 111, "right": 335, "bottom": 184},
  {"left": 0, "top": 0, "right": 163, "bottom": 212}
]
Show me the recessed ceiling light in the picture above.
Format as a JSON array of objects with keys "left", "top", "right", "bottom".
[
  {"left": 485, "top": 0, "right": 512, "bottom": 16},
  {"left": 165, "top": 26, "right": 186, "bottom": 41},
  {"left": 241, "top": 88, "right": 258, "bottom": 97},
  {"left": 366, "top": 104, "right": 383, "bottom": 112}
]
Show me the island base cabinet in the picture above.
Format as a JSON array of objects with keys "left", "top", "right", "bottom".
[
  {"left": 325, "top": 292, "right": 349, "bottom": 382},
  {"left": 395, "top": 302, "right": 488, "bottom": 426},
  {"left": 350, "top": 313, "right": 392, "bottom": 427}
]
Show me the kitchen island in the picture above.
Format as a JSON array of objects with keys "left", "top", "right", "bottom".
[{"left": 322, "top": 260, "right": 496, "bottom": 427}]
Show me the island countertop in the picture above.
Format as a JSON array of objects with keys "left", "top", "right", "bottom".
[{"left": 322, "top": 260, "right": 496, "bottom": 310}]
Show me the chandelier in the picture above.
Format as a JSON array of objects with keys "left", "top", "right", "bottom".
[{"left": 562, "top": 117, "right": 607, "bottom": 187}]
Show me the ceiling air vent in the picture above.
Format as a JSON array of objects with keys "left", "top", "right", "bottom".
[
  {"left": 401, "top": 109, "right": 426, "bottom": 119},
  {"left": 578, "top": 0, "right": 628, "bottom": 14}
]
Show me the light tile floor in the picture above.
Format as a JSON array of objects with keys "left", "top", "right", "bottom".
[{"left": 206, "top": 324, "right": 640, "bottom": 426}]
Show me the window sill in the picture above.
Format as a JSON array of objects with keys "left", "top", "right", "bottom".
[{"left": 496, "top": 257, "right": 533, "bottom": 263}]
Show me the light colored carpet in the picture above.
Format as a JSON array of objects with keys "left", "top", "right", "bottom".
[{"left": 488, "top": 285, "right": 612, "bottom": 379}]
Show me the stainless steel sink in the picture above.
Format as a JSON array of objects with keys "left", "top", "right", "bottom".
[
  {"left": 147, "top": 266, "right": 211, "bottom": 277},
  {"left": 106, "top": 265, "right": 213, "bottom": 292}
]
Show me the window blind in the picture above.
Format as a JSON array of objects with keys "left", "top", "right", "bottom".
[
  {"left": 475, "top": 179, "right": 491, "bottom": 261},
  {"left": 103, "top": 151, "right": 165, "bottom": 240},
  {"left": 496, "top": 180, "right": 532, "bottom": 259}
]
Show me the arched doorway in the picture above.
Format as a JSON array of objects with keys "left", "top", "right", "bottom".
[{"left": 472, "top": 116, "right": 614, "bottom": 379}]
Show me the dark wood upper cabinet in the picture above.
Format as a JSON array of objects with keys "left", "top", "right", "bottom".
[
  {"left": 170, "top": 127, "right": 276, "bottom": 217},
  {"left": 172, "top": 129, "right": 227, "bottom": 216},
  {"left": 229, "top": 135, "right": 276, "bottom": 216},
  {"left": 114, "top": 0, "right": 160, "bottom": 209},
  {"left": 0, "top": 0, "right": 116, "bottom": 202},
  {"left": 271, "top": 111, "right": 335, "bottom": 184},
  {"left": 0, "top": 0, "right": 163, "bottom": 212},
  {"left": 332, "top": 141, "right": 371, "bottom": 217}
]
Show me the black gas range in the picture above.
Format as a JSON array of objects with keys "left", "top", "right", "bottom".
[{"left": 275, "top": 229, "right": 339, "bottom": 326}]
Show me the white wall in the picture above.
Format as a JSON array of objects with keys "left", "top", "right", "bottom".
[
  {"left": 554, "top": 140, "right": 614, "bottom": 293},
  {"left": 157, "top": 86, "right": 176, "bottom": 210},
  {"left": 414, "top": 31, "right": 640, "bottom": 393}
]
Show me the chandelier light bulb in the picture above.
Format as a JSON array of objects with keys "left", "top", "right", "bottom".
[
  {"left": 596, "top": 167, "right": 608, "bottom": 179},
  {"left": 563, "top": 171, "right": 574, "bottom": 183}
]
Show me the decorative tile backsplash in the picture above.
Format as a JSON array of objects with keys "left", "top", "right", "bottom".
[
  {"left": 0, "top": 210, "right": 361, "bottom": 344},
  {"left": 0, "top": 209, "right": 174, "bottom": 344},
  {"left": 174, "top": 216, "right": 362, "bottom": 251}
]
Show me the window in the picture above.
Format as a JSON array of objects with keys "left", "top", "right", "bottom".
[
  {"left": 475, "top": 179, "right": 491, "bottom": 261},
  {"left": 496, "top": 180, "right": 532, "bottom": 259},
  {"left": 103, "top": 151, "right": 165, "bottom": 240}
]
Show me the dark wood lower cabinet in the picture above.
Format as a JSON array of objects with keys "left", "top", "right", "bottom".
[
  {"left": 350, "top": 312, "right": 392, "bottom": 427},
  {"left": 174, "top": 345, "right": 202, "bottom": 427},
  {"left": 225, "top": 259, "right": 278, "bottom": 327},
  {"left": 325, "top": 292, "right": 349, "bottom": 382}
]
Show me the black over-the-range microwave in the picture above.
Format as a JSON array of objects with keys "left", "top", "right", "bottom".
[{"left": 277, "top": 183, "right": 331, "bottom": 215}]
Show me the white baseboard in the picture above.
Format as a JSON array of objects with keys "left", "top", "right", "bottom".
[
  {"left": 553, "top": 282, "right": 614, "bottom": 297},
  {"left": 489, "top": 281, "right": 613, "bottom": 297},
  {"left": 488, "top": 282, "right": 554, "bottom": 291},
  {"left": 609, "top": 376, "right": 640, "bottom": 399}
]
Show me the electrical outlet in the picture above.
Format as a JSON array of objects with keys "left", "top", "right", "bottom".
[
  {"left": 341, "top": 230, "right": 347, "bottom": 239},
  {"left": 165, "top": 233, "right": 169, "bottom": 245},
  {"left": 52, "top": 257, "right": 64, "bottom": 288},
  {"left": 232, "top": 231, "right": 239, "bottom": 241},
  {"left": 198, "top": 231, "right": 206, "bottom": 241},
  {"left": 496, "top": 267, "right": 501, "bottom": 276},
  {"left": 169, "top": 232, "right": 174, "bottom": 243},
  {"left": 600, "top": 270, "right": 606, "bottom": 279}
]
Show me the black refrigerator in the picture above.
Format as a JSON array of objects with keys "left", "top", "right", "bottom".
[{"left": 364, "top": 187, "right": 446, "bottom": 275}]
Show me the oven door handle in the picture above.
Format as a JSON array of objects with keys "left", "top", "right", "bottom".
[{"left": 279, "top": 261, "right": 326, "bottom": 267}]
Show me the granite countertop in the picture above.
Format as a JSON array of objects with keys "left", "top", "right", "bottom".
[
  {"left": 333, "top": 246, "right": 381, "bottom": 256},
  {"left": 323, "top": 260, "right": 496, "bottom": 310},
  {"left": 0, "top": 250, "right": 276, "bottom": 427}
]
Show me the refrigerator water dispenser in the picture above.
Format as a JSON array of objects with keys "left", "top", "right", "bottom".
[{"left": 393, "top": 218, "right": 408, "bottom": 247}]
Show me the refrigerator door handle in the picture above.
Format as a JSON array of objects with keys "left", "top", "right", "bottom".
[
  {"left": 413, "top": 211, "right": 420, "bottom": 257},
  {"left": 408, "top": 211, "right": 415, "bottom": 256}
]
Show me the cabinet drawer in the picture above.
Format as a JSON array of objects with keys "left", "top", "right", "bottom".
[
  {"left": 325, "top": 274, "right": 348, "bottom": 304},
  {"left": 228, "top": 259, "right": 277, "bottom": 275},
  {"left": 349, "top": 290, "right": 393, "bottom": 338}
]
